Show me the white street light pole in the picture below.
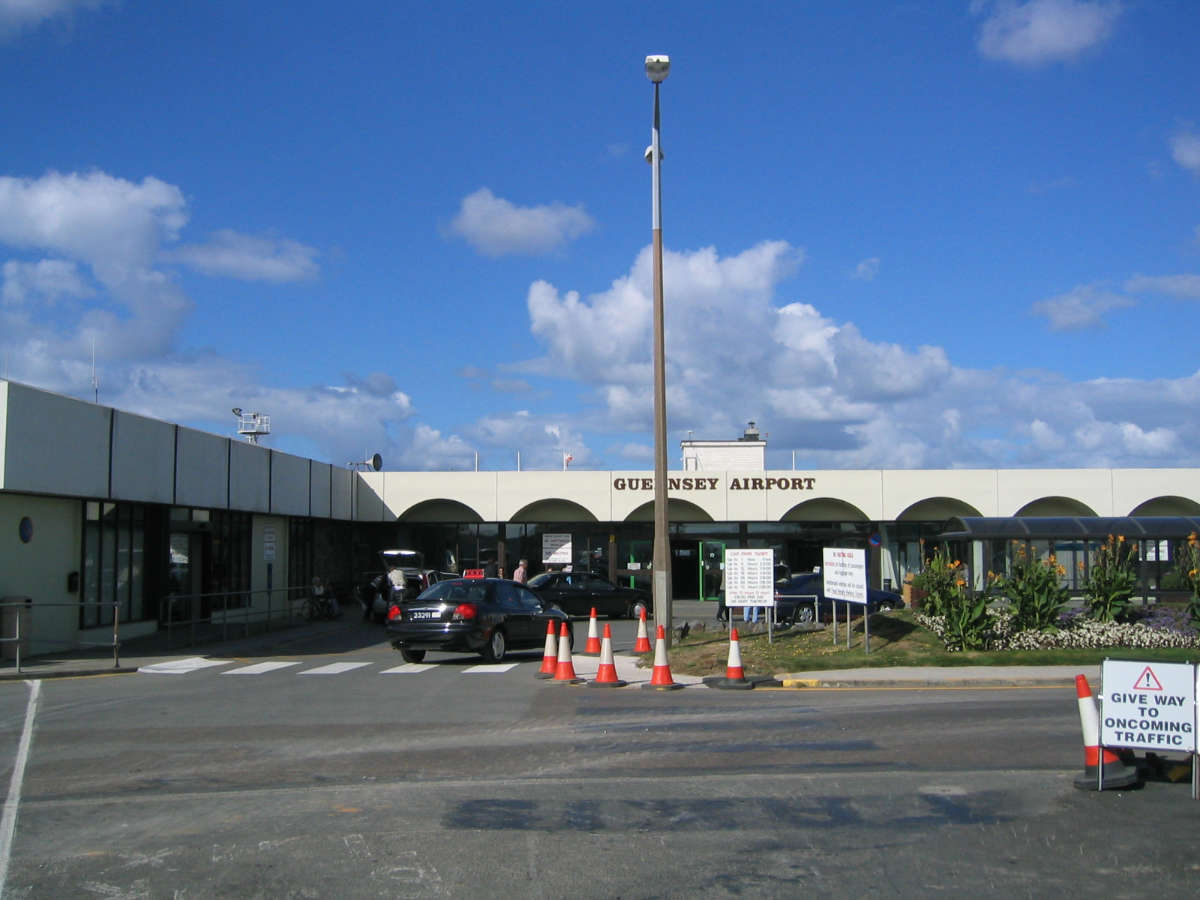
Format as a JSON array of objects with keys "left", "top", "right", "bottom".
[{"left": 645, "top": 54, "right": 673, "bottom": 643}]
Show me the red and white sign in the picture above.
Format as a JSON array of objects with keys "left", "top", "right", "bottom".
[{"left": 1100, "top": 660, "right": 1196, "bottom": 753}]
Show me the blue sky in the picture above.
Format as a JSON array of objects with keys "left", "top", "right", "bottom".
[{"left": 2, "top": 0, "right": 1199, "bottom": 471}]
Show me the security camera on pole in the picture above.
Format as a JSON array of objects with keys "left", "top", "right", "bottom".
[{"left": 645, "top": 53, "right": 673, "bottom": 645}]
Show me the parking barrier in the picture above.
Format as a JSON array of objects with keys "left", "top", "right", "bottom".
[
  {"left": 634, "top": 608, "right": 652, "bottom": 653},
  {"left": 583, "top": 607, "right": 602, "bottom": 655},
  {"left": 642, "top": 624, "right": 683, "bottom": 691},
  {"left": 705, "top": 628, "right": 755, "bottom": 691},
  {"left": 552, "top": 622, "right": 584, "bottom": 684},
  {"left": 535, "top": 621, "right": 558, "bottom": 679},
  {"left": 588, "top": 624, "right": 626, "bottom": 688},
  {"left": 1074, "top": 673, "right": 1138, "bottom": 790}
]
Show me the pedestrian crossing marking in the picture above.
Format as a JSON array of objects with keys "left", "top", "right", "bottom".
[
  {"left": 223, "top": 661, "right": 302, "bottom": 675},
  {"left": 380, "top": 664, "right": 436, "bottom": 674},
  {"left": 138, "top": 657, "right": 232, "bottom": 674},
  {"left": 299, "top": 662, "right": 373, "bottom": 675},
  {"left": 462, "top": 663, "right": 519, "bottom": 674}
]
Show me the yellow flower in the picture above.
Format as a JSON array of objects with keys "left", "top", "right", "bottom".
[{"left": 1117, "top": 535, "right": 1125, "bottom": 543}]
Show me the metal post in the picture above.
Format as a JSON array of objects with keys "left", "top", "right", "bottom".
[
  {"left": 864, "top": 606, "right": 870, "bottom": 654},
  {"left": 15, "top": 605, "right": 21, "bottom": 674},
  {"left": 113, "top": 600, "right": 120, "bottom": 668},
  {"left": 649, "top": 74, "right": 673, "bottom": 645}
]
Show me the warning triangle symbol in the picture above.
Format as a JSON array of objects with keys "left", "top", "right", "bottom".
[{"left": 1132, "top": 665, "right": 1164, "bottom": 691}]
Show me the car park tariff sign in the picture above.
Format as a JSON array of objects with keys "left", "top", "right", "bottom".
[
  {"left": 1100, "top": 660, "right": 1196, "bottom": 753},
  {"left": 723, "top": 548, "right": 774, "bottom": 609}
]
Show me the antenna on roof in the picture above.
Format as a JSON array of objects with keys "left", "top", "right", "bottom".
[
  {"left": 232, "top": 408, "right": 271, "bottom": 445},
  {"left": 90, "top": 337, "right": 100, "bottom": 404}
]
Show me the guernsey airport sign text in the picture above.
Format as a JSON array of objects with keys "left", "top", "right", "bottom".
[{"left": 613, "top": 476, "right": 817, "bottom": 491}]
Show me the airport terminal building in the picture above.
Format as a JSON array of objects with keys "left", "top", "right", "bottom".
[{"left": 4, "top": 378, "right": 1200, "bottom": 657}]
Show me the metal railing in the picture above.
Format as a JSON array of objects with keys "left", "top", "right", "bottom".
[
  {"left": 159, "top": 585, "right": 330, "bottom": 649},
  {"left": 1, "top": 585, "right": 339, "bottom": 673},
  {"left": 1, "top": 598, "right": 121, "bottom": 674}
]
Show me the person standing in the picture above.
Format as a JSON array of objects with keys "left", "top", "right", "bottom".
[
  {"left": 483, "top": 557, "right": 499, "bottom": 578},
  {"left": 513, "top": 558, "right": 528, "bottom": 584}
]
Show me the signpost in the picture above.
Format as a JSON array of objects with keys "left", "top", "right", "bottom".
[
  {"left": 823, "top": 547, "right": 869, "bottom": 652},
  {"left": 542, "top": 533, "right": 572, "bottom": 567},
  {"left": 1100, "top": 659, "right": 1198, "bottom": 798},
  {"left": 724, "top": 549, "right": 775, "bottom": 642}
]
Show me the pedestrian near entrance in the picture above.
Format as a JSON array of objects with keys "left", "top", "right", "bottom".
[
  {"left": 484, "top": 557, "right": 499, "bottom": 578},
  {"left": 742, "top": 604, "right": 760, "bottom": 624},
  {"left": 513, "top": 558, "right": 528, "bottom": 584}
]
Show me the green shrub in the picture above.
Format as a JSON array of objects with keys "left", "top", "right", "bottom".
[
  {"left": 911, "top": 547, "right": 990, "bottom": 649},
  {"left": 989, "top": 542, "right": 1068, "bottom": 632},
  {"left": 1082, "top": 534, "right": 1137, "bottom": 623}
]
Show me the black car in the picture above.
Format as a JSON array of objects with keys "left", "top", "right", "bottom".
[
  {"left": 773, "top": 572, "right": 904, "bottom": 625},
  {"left": 386, "top": 577, "right": 573, "bottom": 664},
  {"left": 526, "top": 571, "right": 650, "bottom": 619}
]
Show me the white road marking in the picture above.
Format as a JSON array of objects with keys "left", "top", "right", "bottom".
[
  {"left": 462, "top": 663, "right": 519, "bottom": 674},
  {"left": 298, "top": 662, "right": 373, "bottom": 675},
  {"left": 0, "top": 679, "right": 41, "bottom": 898},
  {"left": 138, "top": 657, "right": 231, "bottom": 674},
  {"left": 380, "top": 664, "right": 435, "bottom": 674},
  {"left": 221, "top": 661, "right": 302, "bottom": 675}
]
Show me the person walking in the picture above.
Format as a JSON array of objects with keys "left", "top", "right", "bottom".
[{"left": 513, "top": 558, "right": 528, "bottom": 584}]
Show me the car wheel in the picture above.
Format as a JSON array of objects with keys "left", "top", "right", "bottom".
[
  {"left": 630, "top": 600, "right": 647, "bottom": 621},
  {"left": 876, "top": 600, "right": 895, "bottom": 612},
  {"left": 482, "top": 628, "right": 507, "bottom": 663},
  {"left": 399, "top": 647, "right": 426, "bottom": 663},
  {"left": 794, "top": 605, "right": 815, "bottom": 625}
]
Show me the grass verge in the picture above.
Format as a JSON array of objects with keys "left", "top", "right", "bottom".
[{"left": 655, "top": 611, "right": 1200, "bottom": 676}]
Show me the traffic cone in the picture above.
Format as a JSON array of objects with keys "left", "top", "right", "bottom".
[
  {"left": 588, "top": 624, "right": 627, "bottom": 688},
  {"left": 552, "top": 622, "right": 584, "bottom": 684},
  {"left": 705, "top": 628, "right": 755, "bottom": 690},
  {"left": 583, "top": 607, "right": 602, "bottom": 655},
  {"left": 642, "top": 624, "right": 683, "bottom": 691},
  {"left": 634, "top": 607, "right": 652, "bottom": 653},
  {"left": 1073, "top": 674, "right": 1138, "bottom": 790},
  {"left": 535, "top": 620, "right": 558, "bottom": 679}
]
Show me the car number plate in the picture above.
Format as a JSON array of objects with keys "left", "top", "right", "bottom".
[{"left": 410, "top": 610, "right": 436, "bottom": 620}]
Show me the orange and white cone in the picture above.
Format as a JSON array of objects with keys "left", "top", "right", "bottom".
[
  {"left": 588, "top": 624, "right": 627, "bottom": 688},
  {"left": 705, "top": 628, "right": 755, "bottom": 690},
  {"left": 583, "top": 607, "right": 602, "bottom": 655},
  {"left": 634, "top": 607, "right": 652, "bottom": 654},
  {"left": 1073, "top": 674, "right": 1137, "bottom": 790},
  {"left": 642, "top": 624, "right": 683, "bottom": 690},
  {"left": 535, "top": 620, "right": 558, "bottom": 679},
  {"left": 552, "top": 622, "right": 584, "bottom": 684}
]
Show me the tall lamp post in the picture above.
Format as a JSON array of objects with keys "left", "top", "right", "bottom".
[{"left": 645, "top": 54, "right": 673, "bottom": 642}]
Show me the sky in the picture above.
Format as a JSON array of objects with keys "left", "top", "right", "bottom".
[{"left": 1, "top": 0, "right": 1199, "bottom": 473}]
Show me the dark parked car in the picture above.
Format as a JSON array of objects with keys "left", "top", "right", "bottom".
[
  {"left": 386, "top": 577, "right": 573, "bottom": 663},
  {"left": 526, "top": 571, "right": 650, "bottom": 619},
  {"left": 773, "top": 572, "right": 904, "bottom": 625}
]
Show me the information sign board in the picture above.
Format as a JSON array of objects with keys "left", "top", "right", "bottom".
[
  {"left": 542, "top": 533, "right": 572, "bottom": 565},
  {"left": 724, "top": 549, "right": 775, "bottom": 608},
  {"left": 822, "top": 547, "right": 867, "bottom": 605},
  {"left": 1100, "top": 660, "right": 1196, "bottom": 753}
]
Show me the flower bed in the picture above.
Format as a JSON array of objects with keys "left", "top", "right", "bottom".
[{"left": 916, "top": 606, "right": 1200, "bottom": 652}]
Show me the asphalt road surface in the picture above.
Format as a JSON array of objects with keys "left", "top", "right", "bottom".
[{"left": 1, "top": 632, "right": 1198, "bottom": 899}]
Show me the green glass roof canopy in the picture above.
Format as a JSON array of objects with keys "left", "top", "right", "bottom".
[{"left": 937, "top": 516, "right": 1200, "bottom": 541}]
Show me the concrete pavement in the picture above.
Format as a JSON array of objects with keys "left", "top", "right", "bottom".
[{"left": 0, "top": 606, "right": 1097, "bottom": 688}]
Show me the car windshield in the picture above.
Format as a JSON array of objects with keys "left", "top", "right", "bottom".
[
  {"left": 527, "top": 573, "right": 554, "bottom": 588},
  {"left": 417, "top": 579, "right": 490, "bottom": 604}
]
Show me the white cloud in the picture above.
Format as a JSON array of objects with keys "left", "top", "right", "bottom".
[
  {"left": 448, "top": 188, "right": 594, "bottom": 257},
  {"left": 851, "top": 257, "right": 880, "bottom": 281},
  {"left": 1125, "top": 274, "right": 1200, "bottom": 299},
  {"left": 0, "top": 0, "right": 105, "bottom": 35},
  {"left": 973, "top": 0, "right": 1121, "bottom": 66},
  {"left": 1030, "top": 284, "right": 1133, "bottom": 330},
  {"left": 166, "top": 230, "right": 319, "bottom": 282},
  {"left": 2, "top": 258, "right": 93, "bottom": 305},
  {"left": 1170, "top": 133, "right": 1200, "bottom": 175}
]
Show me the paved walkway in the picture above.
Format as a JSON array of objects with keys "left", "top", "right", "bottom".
[{"left": 1, "top": 610, "right": 1097, "bottom": 689}]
